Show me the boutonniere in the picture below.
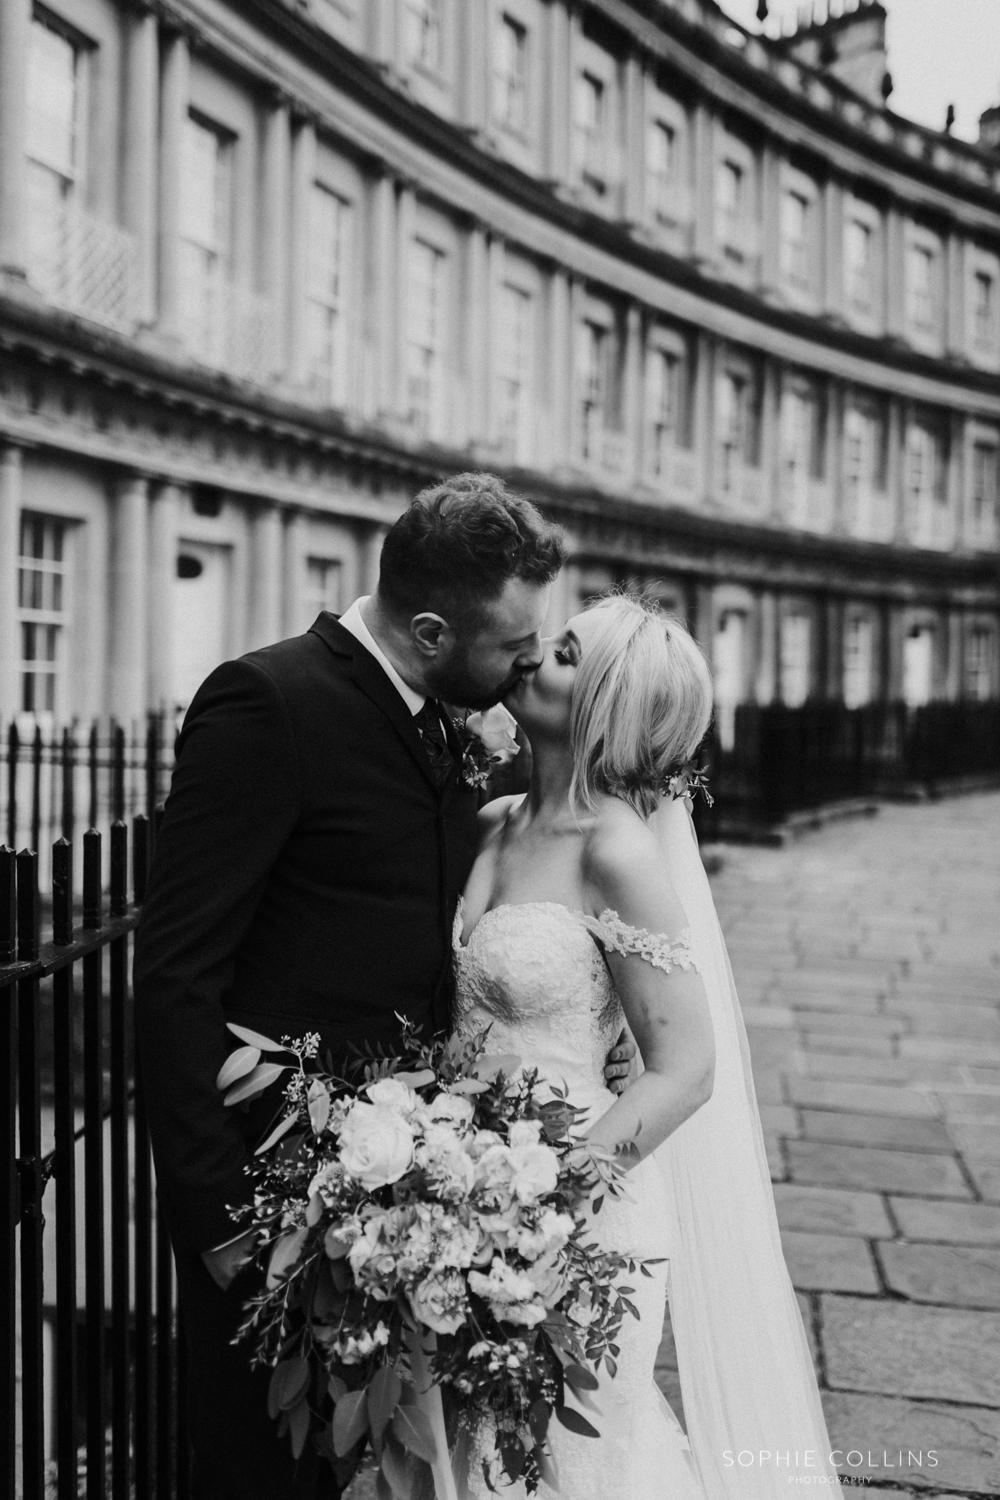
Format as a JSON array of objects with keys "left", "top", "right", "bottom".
[
  {"left": 451, "top": 705, "right": 521, "bottom": 791},
  {"left": 663, "top": 761, "right": 714, "bottom": 807}
]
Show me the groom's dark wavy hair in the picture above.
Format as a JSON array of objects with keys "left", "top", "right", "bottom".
[{"left": 378, "top": 473, "right": 565, "bottom": 631}]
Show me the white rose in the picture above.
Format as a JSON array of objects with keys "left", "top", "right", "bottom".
[
  {"left": 509, "top": 1142, "right": 560, "bottom": 1205},
  {"left": 338, "top": 1102, "right": 414, "bottom": 1189},
  {"left": 516, "top": 1209, "right": 574, "bottom": 1261},
  {"left": 425, "top": 1092, "right": 476, "bottom": 1131},
  {"left": 366, "top": 1077, "right": 418, "bottom": 1115},
  {"left": 468, "top": 1258, "right": 537, "bottom": 1306},
  {"left": 508, "top": 1119, "right": 543, "bottom": 1150},
  {"left": 417, "top": 1125, "right": 476, "bottom": 1203},
  {"left": 409, "top": 1270, "right": 469, "bottom": 1336},
  {"left": 497, "top": 1298, "right": 547, "bottom": 1328},
  {"left": 466, "top": 705, "right": 520, "bottom": 767}
]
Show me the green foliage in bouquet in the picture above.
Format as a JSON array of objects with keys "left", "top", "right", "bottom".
[{"left": 216, "top": 1019, "right": 659, "bottom": 1495}]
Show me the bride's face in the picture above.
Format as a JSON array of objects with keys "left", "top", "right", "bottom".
[{"left": 502, "top": 609, "right": 599, "bottom": 738}]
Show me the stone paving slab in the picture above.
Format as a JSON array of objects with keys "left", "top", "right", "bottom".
[
  {"left": 877, "top": 1242, "right": 1000, "bottom": 1308},
  {"left": 785, "top": 1139, "right": 973, "bottom": 1196},
  {"left": 888, "top": 1197, "right": 1000, "bottom": 1244},
  {"left": 821, "top": 1393, "right": 1000, "bottom": 1492},
  {"left": 822, "top": 1295, "right": 1000, "bottom": 1406},
  {"left": 786, "top": 1078, "right": 941, "bottom": 1117},
  {"left": 773, "top": 1183, "right": 895, "bottom": 1238},
  {"left": 800, "top": 1109, "right": 955, "bottom": 1152},
  {"left": 781, "top": 1230, "right": 880, "bottom": 1293}
]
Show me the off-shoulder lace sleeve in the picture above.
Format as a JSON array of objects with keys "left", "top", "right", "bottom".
[{"left": 582, "top": 908, "right": 700, "bottom": 974}]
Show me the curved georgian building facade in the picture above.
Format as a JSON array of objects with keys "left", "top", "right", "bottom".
[{"left": 0, "top": 0, "right": 998, "bottom": 728}]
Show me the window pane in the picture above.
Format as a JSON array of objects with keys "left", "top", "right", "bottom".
[
  {"left": 26, "top": 20, "right": 77, "bottom": 178},
  {"left": 495, "top": 16, "right": 527, "bottom": 130}
]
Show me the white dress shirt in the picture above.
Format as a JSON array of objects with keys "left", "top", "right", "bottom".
[{"left": 337, "top": 596, "right": 426, "bottom": 716}]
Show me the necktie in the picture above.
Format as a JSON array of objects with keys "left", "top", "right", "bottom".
[{"left": 414, "top": 699, "right": 455, "bottom": 787}]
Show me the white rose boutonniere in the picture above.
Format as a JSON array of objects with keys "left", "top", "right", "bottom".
[{"left": 453, "top": 704, "right": 521, "bottom": 791}]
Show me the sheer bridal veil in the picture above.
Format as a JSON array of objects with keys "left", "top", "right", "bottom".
[{"left": 650, "top": 795, "right": 844, "bottom": 1498}]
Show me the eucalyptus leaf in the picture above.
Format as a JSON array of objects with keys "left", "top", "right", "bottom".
[
  {"left": 288, "top": 1397, "right": 311, "bottom": 1459},
  {"left": 224, "top": 1061, "right": 287, "bottom": 1107},
  {"left": 554, "top": 1405, "right": 600, "bottom": 1439},
  {"left": 367, "top": 1364, "right": 402, "bottom": 1446},
  {"left": 255, "top": 1113, "right": 299, "bottom": 1155},
  {"left": 332, "top": 1387, "right": 369, "bottom": 1457},
  {"left": 216, "top": 1045, "right": 261, "bottom": 1090},
  {"left": 390, "top": 1403, "right": 438, "bottom": 1464},
  {"left": 266, "top": 1227, "right": 308, "bottom": 1290},
  {"left": 227, "top": 1022, "right": 289, "bottom": 1052}
]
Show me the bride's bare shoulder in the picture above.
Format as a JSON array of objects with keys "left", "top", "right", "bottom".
[
  {"left": 476, "top": 793, "right": 524, "bottom": 841},
  {"left": 582, "top": 797, "right": 661, "bottom": 888}
]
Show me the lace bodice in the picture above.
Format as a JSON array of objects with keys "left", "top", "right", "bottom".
[
  {"left": 451, "top": 899, "right": 704, "bottom": 1500},
  {"left": 453, "top": 899, "right": 696, "bottom": 1116}
]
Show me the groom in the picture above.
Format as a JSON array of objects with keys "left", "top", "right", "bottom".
[{"left": 134, "top": 472, "right": 633, "bottom": 1500}]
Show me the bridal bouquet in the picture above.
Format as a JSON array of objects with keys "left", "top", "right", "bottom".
[{"left": 217, "top": 1021, "right": 648, "bottom": 1495}]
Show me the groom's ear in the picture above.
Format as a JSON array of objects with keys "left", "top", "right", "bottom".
[{"left": 410, "top": 612, "right": 453, "bottom": 659}]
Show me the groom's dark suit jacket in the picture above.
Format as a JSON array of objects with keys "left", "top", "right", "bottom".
[{"left": 133, "top": 612, "right": 480, "bottom": 1256}]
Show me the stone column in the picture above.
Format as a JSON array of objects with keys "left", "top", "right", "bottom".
[
  {"left": 566, "top": 276, "right": 584, "bottom": 464},
  {"left": 692, "top": 102, "right": 715, "bottom": 265},
  {"left": 147, "top": 482, "right": 180, "bottom": 711},
  {"left": 0, "top": 0, "right": 30, "bottom": 281},
  {"left": 622, "top": 55, "right": 645, "bottom": 225},
  {"left": 825, "top": 379, "right": 843, "bottom": 535},
  {"left": 947, "top": 410, "right": 965, "bottom": 552},
  {"left": 157, "top": 29, "right": 190, "bottom": 341},
  {"left": 622, "top": 303, "right": 643, "bottom": 483},
  {"left": 945, "top": 232, "right": 965, "bottom": 358},
  {"left": 249, "top": 503, "right": 284, "bottom": 650},
  {"left": 884, "top": 204, "right": 906, "bottom": 338},
  {"left": 282, "top": 508, "right": 307, "bottom": 636},
  {"left": 459, "top": 0, "right": 489, "bottom": 131},
  {"left": 368, "top": 172, "right": 397, "bottom": 421},
  {"left": 465, "top": 225, "right": 492, "bottom": 446},
  {"left": 394, "top": 184, "right": 416, "bottom": 418},
  {"left": 288, "top": 117, "right": 317, "bottom": 387},
  {"left": 760, "top": 357, "right": 780, "bottom": 520},
  {"left": 823, "top": 178, "right": 844, "bottom": 319},
  {"left": 759, "top": 144, "right": 781, "bottom": 294},
  {"left": 359, "top": 523, "right": 388, "bottom": 598},
  {"left": 544, "top": 2, "right": 573, "bottom": 182},
  {"left": 887, "top": 397, "right": 906, "bottom": 544},
  {"left": 693, "top": 330, "right": 715, "bottom": 506},
  {"left": 110, "top": 475, "right": 151, "bottom": 725},
  {"left": 541, "top": 267, "right": 571, "bottom": 470},
  {"left": 0, "top": 445, "right": 24, "bottom": 716},
  {"left": 262, "top": 97, "right": 292, "bottom": 377},
  {"left": 123, "top": 7, "right": 159, "bottom": 325}
]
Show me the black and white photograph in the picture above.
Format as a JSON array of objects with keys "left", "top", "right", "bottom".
[{"left": 1, "top": 0, "right": 999, "bottom": 1497}]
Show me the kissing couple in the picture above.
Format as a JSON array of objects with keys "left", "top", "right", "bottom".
[{"left": 135, "top": 472, "right": 842, "bottom": 1500}]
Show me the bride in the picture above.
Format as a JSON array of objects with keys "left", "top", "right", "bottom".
[{"left": 452, "top": 593, "right": 843, "bottom": 1500}]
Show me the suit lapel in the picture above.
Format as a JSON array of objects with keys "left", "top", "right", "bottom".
[{"left": 309, "top": 612, "right": 441, "bottom": 794}]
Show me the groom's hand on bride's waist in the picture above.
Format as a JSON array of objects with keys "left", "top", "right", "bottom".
[
  {"left": 604, "top": 1028, "right": 637, "bottom": 1095},
  {"left": 202, "top": 1227, "right": 259, "bottom": 1291}
]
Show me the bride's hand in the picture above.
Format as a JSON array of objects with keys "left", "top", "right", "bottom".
[{"left": 603, "top": 1027, "right": 636, "bottom": 1095}]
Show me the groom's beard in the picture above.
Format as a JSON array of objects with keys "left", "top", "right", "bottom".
[{"left": 424, "top": 649, "right": 526, "bottom": 712}]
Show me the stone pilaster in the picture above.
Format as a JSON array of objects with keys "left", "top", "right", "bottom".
[
  {"left": 288, "top": 118, "right": 317, "bottom": 387},
  {"left": 123, "top": 7, "right": 159, "bottom": 325},
  {"left": 110, "top": 475, "right": 151, "bottom": 725},
  {"left": 0, "top": 0, "right": 30, "bottom": 281},
  {"left": 0, "top": 445, "right": 24, "bottom": 716},
  {"left": 249, "top": 503, "right": 283, "bottom": 650},
  {"left": 157, "top": 29, "right": 190, "bottom": 341},
  {"left": 148, "top": 483, "right": 181, "bottom": 712},
  {"left": 262, "top": 98, "right": 292, "bottom": 376}
]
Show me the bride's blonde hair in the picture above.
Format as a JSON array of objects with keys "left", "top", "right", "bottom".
[{"left": 569, "top": 593, "right": 714, "bottom": 820}]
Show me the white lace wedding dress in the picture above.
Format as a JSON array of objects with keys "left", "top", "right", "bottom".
[{"left": 452, "top": 897, "right": 706, "bottom": 1500}]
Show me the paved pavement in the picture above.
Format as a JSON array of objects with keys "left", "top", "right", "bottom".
[{"left": 655, "top": 792, "right": 1000, "bottom": 1498}]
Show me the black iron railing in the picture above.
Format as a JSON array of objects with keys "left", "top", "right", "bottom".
[
  {"left": 1, "top": 816, "right": 186, "bottom": 1500},
  {"left": 697, "top": 698, "right": 1000, "bottom": 836}
]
